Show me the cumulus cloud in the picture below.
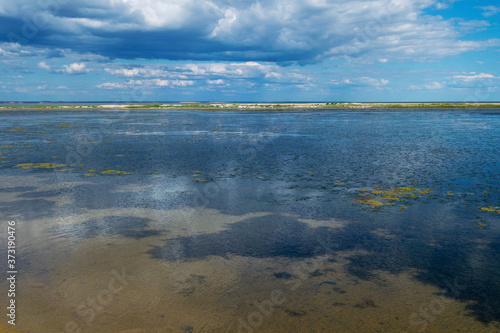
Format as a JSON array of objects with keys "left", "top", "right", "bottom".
[
  {"left": 63, "top": 63, "right": 88, "bottom": 74},
  {"left": 93, "top": 61, "right": 315, "bottom": 93},
  {"left": 409, "top": 81, "right": 444, "bottom": 89},
  {"left": 444, "top": 72, "right": 499, "bottom": 92},
  {"left": 103, "top": 62, "right": 311, "bottom": 84},
  {"left": 97, "top": 82, "right": 127, "bottom": 89},
  {"left": 207, "top": 79, "right": 225, "bottom": 85},
  {"left": 97, "top": 79, "right": 194, "bottom": 89},
  {"left": 477, "top": 6, "right": 500, "bottom": 17},
  {"left": 332, "top": 77, "right": 389, "bottom": 87},
  {"left": 145, "top": 79, "right": 195, "bottom": 87},
  {"left": 38, "top": 61, "right": 51, "bottom": 70},
  {"left": 453, "top": 72, "right": 497, "bottom": 82},
  {"left": 36, "top": 83, "right": 68, "bottom": 90},
  {"left": 37, "top": 61, "right": 91, "bottom": 74},
  {"left": 424, "top": 81, "right": 444, "bottom": 89},
  {"left": 0, "top": 0, "right": 498, "bottom": 64}
]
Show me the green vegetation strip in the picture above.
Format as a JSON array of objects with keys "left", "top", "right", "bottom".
[{"left": 1, "top": 103, "right": 499, "bottom": 110}]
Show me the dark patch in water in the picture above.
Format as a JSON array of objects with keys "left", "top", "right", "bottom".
[
  {"left": 285, "top": 309, "right": 307, "bottom": 317},
  {"left": 343, "top": 225, "right": 500, "bottom": 323},
  {"left": 0, "top": 186, "right": 37, "bottom": 192},
  {"left": 310, "top": 269, "right": 324, "bottom": 277},
  {"left": 0, "top": 198, "right": 56, "bottom": 220},
  {"left": 318, "top": 281, "right": 337, "bottom": 287},
  {"left": 182, "top": 326, "right": 194, "bottom": 333},
  {"left": 18, "top": 189, "right": 66, "bottom": 198},
  {"left": 177, "top": 286, "right": 196, "bottom": 297},
  {"left": 147, "top": 210, "right": 500, "bottom": 323},
  {"left": 274, "top": 272, "right": 293, "bottom": 280},
  {"left": 148, "top": 214, "right": 343, "bottom": 261},
  {"left": 49, "top": 216, "right": 160, "bottom": 240},
  {"left": 118, "top": 229, "right": 161, "bottom": 239},
  {"left": 412, "top": 238, "right": 500, "bottom": 324},
  {"left": 346, "top": 266, "right": 376, "bottom": 281},
  {"left": 187, "top": 274, "right": 206, "bottom": 284},
  {"left": 332, "top": 287, "right": 346, "bottom": 294},
  {"left": 354, "top": 299, "right": 377, "bottom": 309}
]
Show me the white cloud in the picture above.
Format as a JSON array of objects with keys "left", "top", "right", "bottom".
[
  {"left": 424, "top": 81, "right": 444, "bottom": 89},
  {"left": 96, "top": 82, "right": 126, "bottom": 89},
  {"left": 97, "top": 79, "right": 195, "bottom": 89},
  {"left": 2, "top": 1, "right": 498, "bottom": 64},
  {"left": 63, "top": 63, "right": 89, "bottom": 75},
  {"left": 36, "top": 84, "right": 68, "bottom": 90},
  {"left": 104, "top": 62, "right": 310, "bottom": 84},
  {"left": 409, "top": 81, "right": 444, "bottom": 89},
  {"left": 105, "top": 68, "right": 141, "bottom": 77},
  {"left": 453, "top": 73, "right": 497, "bottom": 82},
  {"left": 143, "top": 79, "right": 195, "bottom": 87},
  {"left": 38, "top": 62, "right": 51, "bottom": 70},
  {"left": 207, "top": 79, "right": 225, "bottom": 85},
  {"left": 477, "top": 6, "right": 500, "bottom": 17},
  {"left": 333, "top": 77, "right": 389, "bottom": 87}
]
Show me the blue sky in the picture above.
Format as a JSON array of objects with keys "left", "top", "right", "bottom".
[{"left": 0, "top": 0, "right": 498, "bottom": 102}]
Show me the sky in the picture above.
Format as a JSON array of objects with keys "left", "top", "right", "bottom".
[{"left": 0, "top": 0, "right": 498, "bottom": 102}]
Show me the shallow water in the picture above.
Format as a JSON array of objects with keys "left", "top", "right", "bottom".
[{"left": 0, "top": 109, "right": 499, "bottom": 332}]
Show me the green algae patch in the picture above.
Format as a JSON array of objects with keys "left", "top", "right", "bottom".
[
  {"left": 85, "top": 173, "right": 97, "bottom": 177},
  {"left": 356, "top": 186, "right": 434, "bottom": 209},
  {"left": 102, "top": 170, "right": 134, "bottom": 175},
  {"left": 480, "top": 206, "right": 500, "bottom": 213},
  {"left": 55, "top": 168, "right": 75, "bottom": 171},
  {"left": 16, "top": 162, "right": 66, "bottom": 169},
  {"left": 194, "top": 178, "right": 207, "bottom": 182},
  {"left": 0, "top": 146, "right": 13, "bottom": 148},
  {"left": 357, "top": 199, "right": 383, "bottom": 208}
]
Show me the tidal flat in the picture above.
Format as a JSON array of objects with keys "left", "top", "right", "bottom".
[{"left": 0, "top": 109, "right": 499, "bottom": 332}]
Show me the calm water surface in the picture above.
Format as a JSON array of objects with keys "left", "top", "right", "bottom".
[{"left": 0, "top": 109, "right": 499, "bottom": 332}]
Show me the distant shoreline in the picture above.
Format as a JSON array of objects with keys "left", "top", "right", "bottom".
[{"left": 1, "top": 102, "right": 499, "bottom": 110}]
